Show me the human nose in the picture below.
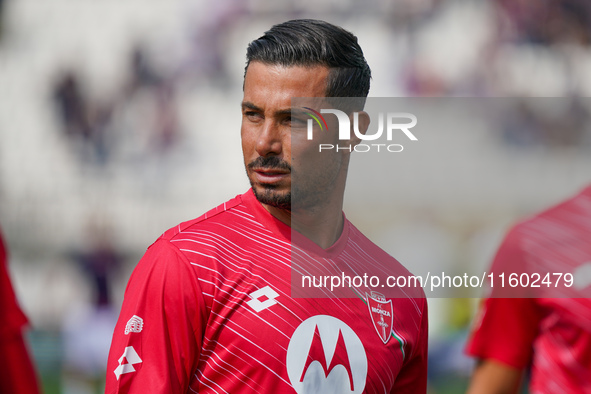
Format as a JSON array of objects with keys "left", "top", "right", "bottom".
[{"left": 255, "top": 120, "right": 282, "bottom": 157}]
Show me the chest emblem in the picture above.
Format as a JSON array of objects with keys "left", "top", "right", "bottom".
[{"left": 366, "top": 291, "right": 393, "bottom": 344}]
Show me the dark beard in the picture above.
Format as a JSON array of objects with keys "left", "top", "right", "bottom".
[
  {"left": 247, "top": 156, "right": 291, "bottom": 210},
  {"left": 251, "top": 186, "right": 291, "bottom": 210}
]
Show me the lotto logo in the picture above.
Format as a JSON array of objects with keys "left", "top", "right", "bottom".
[
  {"left": 114, "top": 346, "right": 143, "bottom": 380},
  {"left": 246, "top": 286, "right": 279, "bottom": 312},
  {"left": 125, "top": 315, "right": 144, "bottom": 335}
]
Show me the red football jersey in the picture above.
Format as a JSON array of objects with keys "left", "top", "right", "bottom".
[
  {"left": 0, "top": 228, "right": 40, "bottom": 394},
  {"left": 466, "top": 185, "right": 591, "bottom": 392},
  {"left": 106, "top": 189, "right": 428, "bottom": 393}
]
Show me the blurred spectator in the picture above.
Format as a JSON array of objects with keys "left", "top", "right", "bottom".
[
  {"left": 0, "top": 0, "right": 5, "bottom": 42},
  {"left": 180, "top": 0, "right": 250, "bottom": 88},
  {"left": 398, "top": 0, "right": 591, "bottom": 97},
  {"left": 72, "top": 220, "right": 123, "bottom": 307},
  {"left": 0, "top": 225, "right": 41, "bottom": 394},
  {"left": 62, "top": 219, "right": 123, "bottom": 394},
  {"left": 51, "top": 70, "right": 113, "bottom": 165},
  {"left": 51, "top": 43, "right": 184, "bottom": 170},
  {"left": 126, "top": 44, "right": 162, "bottom": 94},
  {"left": 496, "top": 0, "right": 591, "bottom": 46},
  {"left": 499, "top": 98, "right": 590, "bottom": 149},
  {"left": 52, "top": 71, "right": 91, "bottom": 139},
  {"left": 152, "top": 81, "right": 180, "bottom": 154},
  {"left": 120, "top": 45, "right": 181, "bottom": 156}
]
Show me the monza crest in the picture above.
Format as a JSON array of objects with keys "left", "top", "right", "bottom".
[{"left": 366, "top": 291, "right": 393, "bottom": 344}]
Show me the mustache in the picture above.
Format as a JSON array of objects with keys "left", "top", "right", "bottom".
[{"left": 247, "top": 156, "right": 291, "bottom": 172}]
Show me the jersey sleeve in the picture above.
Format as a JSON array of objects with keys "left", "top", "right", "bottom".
[
  {"left": 391, "top": 297, "right": 429, "bottom": 393},
  {"left": 0, "top": 229, "right": 40, "bottom": 394},
  {"left": 465, "top": 227, "right": 543, "bottom": 369},
  {"left": 0, "top": 231, "right": 28, "bottom": 336},
  {"left": 465, "top": 297, "right": 541, "bottom": 369},
  {"left": 105, "top": 239, "right": 208, "bottom": 393}
]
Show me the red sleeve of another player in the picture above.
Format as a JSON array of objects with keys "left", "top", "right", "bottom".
[
  {"left": 0, "top": 231, "right": 28, "bottom": 335},
  {"left": 105, "top": 239, "right": 207, "bottom": 394},
  {"left": 391, "top": 297, "right": 429, "bottom": 393},
  {"left": 0, "top": 229, "right": 40, "bottom": 394},
  {"left": 465, "top": 297, "right": 540, "bottom": 369},
  {"left": 465, "top": 229, "right": 542, "bottom": 369}
]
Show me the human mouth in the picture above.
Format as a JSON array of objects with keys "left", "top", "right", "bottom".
[{"left": 252, "top": 168, "right": 290, "bottom": 183}]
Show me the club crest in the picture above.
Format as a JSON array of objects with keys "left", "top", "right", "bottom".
[{"left": 366, "top": 291, "right": 393, "bottom": 344}]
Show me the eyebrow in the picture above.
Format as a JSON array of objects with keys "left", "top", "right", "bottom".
[
  {"left": 241, "top": 101, "right": 293, "bottom": 117},
  {"left": 241, "top": 101, "right": 262, "bottom": 112}
]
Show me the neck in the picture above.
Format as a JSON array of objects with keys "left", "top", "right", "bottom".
[{"left": 263, "top": 198, "right": 345, "bottom": 250}]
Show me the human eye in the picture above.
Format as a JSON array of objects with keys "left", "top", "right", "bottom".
[
  {"left": 243, "top": 110, "right": 263, "bottom": 122},
  {"left": 288, "top": 115, "right": 308, "bottom": 129}
]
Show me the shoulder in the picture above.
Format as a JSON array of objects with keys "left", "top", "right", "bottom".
[
  {"left": 346, "top": 221, "right": 426, "bottom": 299},
  {"left": 346, "top": 221, "right": 417, "bottom": 278},
  {"left": 499, "top": 186, "right": 591, "bottom": 257},
  {"left": 153, "top": 191, "right": 271, "bottom": 251},
  {"left": 127, "top": 192, "right": 255, "bottom": 278},
  {"left": 135, "top": 189, "right": 288, "bottom": 278},
  {"left": 159, "top": 193, "right": 249, "bottom": 241},
  {"left": 513, "top": 186, "right": 591, "bottom": 236}
]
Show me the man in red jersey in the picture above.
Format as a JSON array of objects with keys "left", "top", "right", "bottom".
[
  {"left": 0, "top": 227, "right": 41, "bottom": 394},
  {"left": 106, "top": 19, "right": 428, "bottom": 393},
  {"left": 466, "top": 185, "right": 591, "bottom": 393}
]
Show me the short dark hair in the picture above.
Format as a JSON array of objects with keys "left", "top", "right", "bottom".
[{"left": 245, "top": 19, "right": 371, "bottom": 100}]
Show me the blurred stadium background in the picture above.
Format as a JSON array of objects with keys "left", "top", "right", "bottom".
[{"left": 1, "top": 0, "right": 591, "bottom": 392}]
